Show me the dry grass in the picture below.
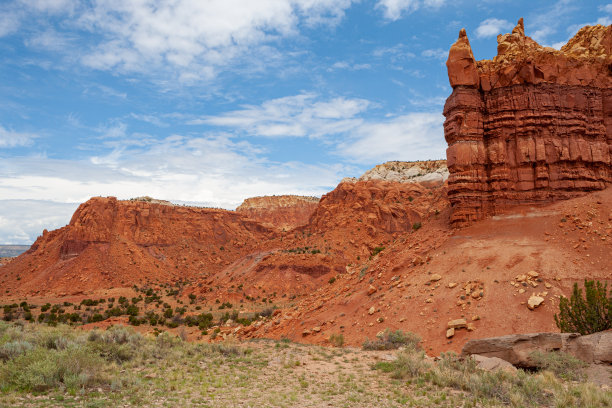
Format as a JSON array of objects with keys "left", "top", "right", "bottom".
[{"left": 0, "top": 322, "right": 610, "bottom": 407}]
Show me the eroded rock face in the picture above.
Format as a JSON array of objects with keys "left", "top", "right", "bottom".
[
  {"left": 308, "top": 180, "right": 439, "bottom": 235},
  {"left": 236, "top": 195, "right": 319, "bottom": 230},
  {"left": 3, "top": 197, "right": 277, "bottom": 295},
  {"left": 444, "top": 20, "right": 612, "bottom": 225}
]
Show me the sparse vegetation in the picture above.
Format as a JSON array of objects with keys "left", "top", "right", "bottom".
[
  {"left": 0, "top": 322, "right": 609, "bottom": 407},
  {"left": 371, "top": 246, "right": 385, "bottom": 257},
  {"left": 554, "top": 279, "right": 611, "bottom": 335},
  {"left": 363, "top": 329, "right": 420, "bottom": 351},
  {"left": 529, "top": 351, "right": 587, "bottom": 381}
]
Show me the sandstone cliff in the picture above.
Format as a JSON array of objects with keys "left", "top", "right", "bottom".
[
  {"left": 236, "top": 195, "right": 319, "bottom": 230},
  {"left": 444, "top": 20, "right": 612, "bottom": 225},
  {"left": 1, "top": 197, "right": 276, "bottom": 295}
]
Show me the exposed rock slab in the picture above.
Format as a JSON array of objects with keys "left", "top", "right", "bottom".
[
  {"left": 444, "top": 20, "right": 612, "bottom": 225},
  {"left": 471, "top": 354, "right": 517, "bottom": 373},
  {"left": 462, "top": 331, "right": 612, "bottom": 367}
]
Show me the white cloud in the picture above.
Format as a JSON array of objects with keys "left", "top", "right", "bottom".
[
  {"left": 195, "top": 94, "right": 371, "bottom": 139},
  {"left": 475, "top": 18, "right": 512, "bottom": 39},
  {"left": 0, "top": 134, "right": 349, "bottom": 219},
  {"left": 0, "top": 10, "right": 20, "bottom": 37},
  {"left": 376, "top": 0, "right": 445, "bottom": 21},
  {"left": 0, "top": 126, "right": 37, "bottom": 148},
  {"left": 0, "top": 200, "right": 79, "bottom": 245},
  {"left": 73, "top": 0, "right": 356, "bottom": 80},
  {"left": 336, "top": 112, "right": 445, "bottom": 162},
  {"left": 599, "top": 4, "right": 612, "bottom": 14},
  {"left": 329, "top": 61, "right": 372, "bottom": 71},
  {"left": 528, "top": 0, "right": 577, "bottom": 44},
  {"left": 421, "top": 48, "right": 447, "bottom": 60}
]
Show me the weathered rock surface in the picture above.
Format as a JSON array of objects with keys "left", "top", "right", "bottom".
[
  {"left": 462, "top": 331, "right": 612, "bottom": 367},
  {"left": 471, "top": 354, "right": 517, "bottom": 373},
  {"left": 444, "top": 20, "right": 612, "bottom": 225},
  {"left": 309, "top": 179, "right": 444, "bottom": 235},
  {"left": 236, "top": 195, "right": 319, "bottom": 230},
  {"left": 358, "top": 160, "right": 448, "bottom": 186}
]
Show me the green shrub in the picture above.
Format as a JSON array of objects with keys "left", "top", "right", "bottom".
[
  {"left": 374, "top": 350, "right": 429, "bottom": 379},
  {"left": 0, "top": 346, "right": 108, "bottom": 392},
  {"left": 412, "top": 222, "right": 422, "bottom": 231},
  {"left": 530, "top": 351, "right": 586, "bottom": 381},
  {"left": 554, "top": 280, "right": 611, "bottom": 335},
  {"left": 371, "top": 246, "right": 385, "bottom": 257},
  {"left": 363, "top": 329, "right": 420, "bottom": 351}
]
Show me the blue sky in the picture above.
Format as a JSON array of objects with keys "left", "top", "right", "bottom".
[{"left": 0, "top": 0, "right": 610, "bottom": 244}]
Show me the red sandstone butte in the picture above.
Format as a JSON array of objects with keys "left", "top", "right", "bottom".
[{"left": 444, "top": 19, "right": 612, "bottom": 225}]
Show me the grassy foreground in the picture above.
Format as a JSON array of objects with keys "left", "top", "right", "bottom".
[{"left": 0, "top": 322, "right": 610, "bottom": 407}]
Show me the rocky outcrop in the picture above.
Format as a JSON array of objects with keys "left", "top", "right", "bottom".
[
  {"left": 308, "top": 179, "right": 446, "bottom": 235},
  {"left": 236, "top": 195, "right": 319, "bottom": 230},
  {"left": 444, "top": 20, "right": 612, "bottom": 225},
  {"left": 357, "top": 160, "right": 448, "bottom": 185},
  {"left": 462, "top": 331, "right": 612, "bottom": 367}
]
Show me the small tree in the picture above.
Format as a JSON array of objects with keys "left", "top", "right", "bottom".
[{"left": 554, "top": 280, "right": 611, "bottom": 335}]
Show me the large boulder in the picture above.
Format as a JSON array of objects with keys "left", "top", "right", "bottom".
[{"left": 461, "top": 331, "right": 612, "bottom": 367}]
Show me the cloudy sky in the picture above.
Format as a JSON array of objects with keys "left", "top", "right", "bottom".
[{"left": 0, "top": 0, "right": 609, "bottom": 244}]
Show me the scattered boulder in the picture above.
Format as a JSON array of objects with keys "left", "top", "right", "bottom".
[
  {"left": 448, "top": 318, "right": 467, "bottom": 329},
  {"left": 367, "top": 285, "right": 377, "bottom": 296},
  {"left": 430, "top": 274, "right": 442, "bottom": 282},
  {"left": 527, "top": 295, "right": 544, "bottom": 310},
  {"left": 471, "top": 354, "right": 517, "bottom": 373},
  {"left": 446, "top": 328, "right": 455, "bottom": 338},
  {"left": 368, "top": 306, "right": 376, "bottom": 315}
]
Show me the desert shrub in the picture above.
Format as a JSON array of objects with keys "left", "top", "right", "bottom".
[
  {"left": 363, "top": 329, "right": 420, "bottom": 351},
  {"left": 530, "top": 351, "right": 586, "bottom": 381},
  {"left": 329, "top": 333, "right": 344, "bottom": 347},
  {"left": 258, "top": 308, "right": 274, "bottom": 318},
  {"left": 371, "top": 246, "right": 385, "bottom": 257},
  {"left": 0, "top": 340, "right": 33, "bottom": 361},
  {"left": 374, "top": 350, "right": 429, "bottom": 379},
  {"left": 554, "top": 280, "right": 611, "bottom": 335},
  {"left": 412, "top": 222, "right": 422, "bottom": 231},
  {"left": 0, "top": 345, "right": 108, "bottom": 392},
  {"left": 125, "top": 305, "right": 139, "bottom": 317}
]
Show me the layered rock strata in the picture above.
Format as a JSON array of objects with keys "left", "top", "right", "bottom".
[{"left": 444, "top": 20, "right": 612, "bottom": 225}]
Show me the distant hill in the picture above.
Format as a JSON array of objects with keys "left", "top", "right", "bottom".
[{"left": 0, "top": 245, "right": 30, "bottom": 257}]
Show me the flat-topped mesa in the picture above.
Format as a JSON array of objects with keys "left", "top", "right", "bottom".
[{"left": 444, "top": 19, "right": 612, "bottom": 225}]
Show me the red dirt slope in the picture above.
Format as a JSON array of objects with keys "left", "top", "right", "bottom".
[{"left": 242, "top": 187, "right": 612, "bottom": 355}]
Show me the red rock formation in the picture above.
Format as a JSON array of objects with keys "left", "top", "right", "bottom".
[
  {"left": 309, "top": 179, "right": 445, "bottom": 236},
  {"left": 1, "top": 197, "right": 277, "bottom": 295},
  {"left": 236, "top": 195, "right": 319, "bottom": 230},
  {"left": 444, "top": 20, "right": 612, "bottom": 225}
]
